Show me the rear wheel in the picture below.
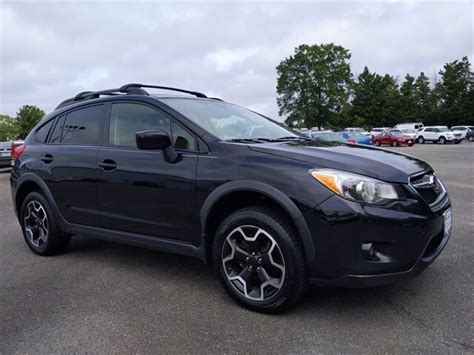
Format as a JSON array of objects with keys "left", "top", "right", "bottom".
[
  {"left": 20, "top": 191, "right": 71, "bottom": 255},
  {"left": 213, "top": 206, "right": 307, "bottom": 313},
  {"left": 468, "top": 136, "right": 473, "bottom": 142},
  {"left": 417, "top": 136, "right": 425, "bottom": 144}
]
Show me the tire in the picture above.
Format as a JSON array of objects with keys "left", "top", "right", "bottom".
[
  {"left": 438, "top": 136, "right": 446, "bottom": 144},
  {"left": 391, "top": 140, "right": 397, "bottom": 147},
  {"left": 20, "top": 191, "right": 71, "bottom": 256},
  {"left": 455, "top": 140, "right": 461, "bottom": 144},
  {"left": 375, "top": 140, "right": 381, "bottom": 146},
  {"left": 468, "top": 136, "right": 473, "bottom": 142},
  {"left": 417, "top": 136, "right": 425, "bottom": 144},
  {"left": 213, "top": 206, "right": 307, "bottom": 313}
]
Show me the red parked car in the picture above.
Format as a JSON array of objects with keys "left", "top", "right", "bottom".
[{"left": 373, "top": 130, "right": 415, "bottom": 147}]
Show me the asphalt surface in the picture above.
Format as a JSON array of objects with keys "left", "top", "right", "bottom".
[{"left": 0, "top": 143, "right": 473, "bottom": 354}]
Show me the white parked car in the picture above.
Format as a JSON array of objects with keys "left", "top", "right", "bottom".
[
  {"left": 416, "top": 126, "right": 462, "bottom": 144},
  {"left": 394, "top": 122, "right": 424, "bottom": 132},
  {"left": 450, "top": 126, "right": 474, "bottom": 141},
  {"left": 344, "top": 127, "right": 371, "bottom": 136},
  {"left": 370, "top": 127, "right": 390, "bottom": 136}
]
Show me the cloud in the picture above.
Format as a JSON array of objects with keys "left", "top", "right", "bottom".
[{"left": 0, "top": 1, "right": 472, "bottom": 120}]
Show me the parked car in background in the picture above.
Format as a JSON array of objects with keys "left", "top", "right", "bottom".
[
  {"left": 450, "top": 126, "right": 474, "bottom": 141},
  {"left": 310, "top": 130, "right": 347, "bottom": 143},
  {"left": 399, "top": 128, "right": 417, "bottom": 139},
  {"left": 344, "top": 127, "right": 371, "bottom": 136},
  {"left": 394, "top": 122, "right": 424, "bottom": 132},
  {"left": 340, "top": 131, "right": 372, "bottom": 145},
  {"left": 370, "top": 127, "right": 390, "bottom": 136},
  {"left": 373, "top": 130, "right": 415, "bottom": 147},
  {"left": 416, "top": 127, "right": 462, "bottom": 144},
  {"left": 0, "top": 141, "right": 12, "bottom": 168}
]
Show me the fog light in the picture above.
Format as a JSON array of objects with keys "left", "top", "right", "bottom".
[{"left": 361, "top": 242, "right": 375, "bottom": 259}]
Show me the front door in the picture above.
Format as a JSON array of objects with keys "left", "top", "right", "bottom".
[{"left": 96, "top": 102, "right": 198, "bottom": 242}]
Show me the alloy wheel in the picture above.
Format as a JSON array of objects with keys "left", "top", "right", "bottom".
[
  {"left": 24, "top": 200, "right": 49, "bottom": 247},
  {"left": 222, "top": 225, "right": 286, "bottom": 301}
]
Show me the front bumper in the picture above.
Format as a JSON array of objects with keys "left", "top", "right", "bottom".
[{"left": 304, "top": 193, "right": 451, "bottom": 287}]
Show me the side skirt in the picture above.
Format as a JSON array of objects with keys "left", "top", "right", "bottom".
[{"left": 63, "top": 223, "right": 206, "bottom": 262}]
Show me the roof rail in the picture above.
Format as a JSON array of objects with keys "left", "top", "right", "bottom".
[
  {"left": 55, "top": 83, "right": 208, "bottom": 110},
  {"left": 119, "top": 83, "right": 208, "bottom": 98},
  {"left": 55, "top": 86, "right": 149, "bottom": 109}
]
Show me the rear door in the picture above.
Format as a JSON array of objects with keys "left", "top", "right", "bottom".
[
  {"left": 96, "top": 101, "right": 198, "bottom": 242},
  {"left": 42, "top": 104, "right": 104, "bottom": 226}
]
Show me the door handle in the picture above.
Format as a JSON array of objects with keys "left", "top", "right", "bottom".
[
  {"left": 98, "top": 159, "right": 117, "bottom": 171},
  {"left": 40, "top": 154, "right": 54, "bottom": 164}
]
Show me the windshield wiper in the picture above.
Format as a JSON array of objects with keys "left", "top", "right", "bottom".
[
  {"left": 273, "top": 136, "right": 313, "bottom": 141},
  {"left": 224, "top": 138, "right": 266, "bottom": 143}
]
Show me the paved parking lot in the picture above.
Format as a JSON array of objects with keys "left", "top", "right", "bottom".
[{"left": 0, "top": 143, "right": 473, "bottom": 353}]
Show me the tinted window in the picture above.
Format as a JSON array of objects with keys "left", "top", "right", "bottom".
[
  {"left": 425, "top": 128, "right": 433, "bottom": 132},
  {"left": 61, "top": 105, "right": 103, "bottom": 145},
  {"left": 35, "top": 119, "right": 54, "bottom": 143},
  {"left": 109, "top": 103, "right": 172, "bottom": 147},
  {"left": 172, "top": 121, "right": 196, "bottom": 150},
  {"left": 50, "top": 115, "right": 65, "bottom": 144}
]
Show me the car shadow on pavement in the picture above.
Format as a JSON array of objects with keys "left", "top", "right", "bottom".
[{"left": 65, "top": 235, "right": 402, "bottom": 313}]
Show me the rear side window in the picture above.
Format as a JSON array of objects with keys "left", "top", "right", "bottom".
[
  {"left": 61, "top": 105, "right": 103, "bottom": 145},
  {"left": 109, "top": 103, "right": 172, "bottom": 147},
  {"left": 49, "top": 115, "right": 65, "bottom": 144},
  {"left": 35, "top": 119, "right": 54, "bottom": 143}
]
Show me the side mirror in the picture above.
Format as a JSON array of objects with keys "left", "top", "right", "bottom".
[{"left": 136, "top": 130, "right": 180, "bottom": 163}]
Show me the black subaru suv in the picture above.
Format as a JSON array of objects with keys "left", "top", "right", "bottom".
[{"left": 10, "top": 84, "right": 452, "bottom": 312}]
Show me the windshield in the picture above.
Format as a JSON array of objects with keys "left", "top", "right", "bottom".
[
  {"left": 161, "top": 98, "right": 297, "bottom": 141},
  {"left": 401, "top": 129, "right": 415, "bottom": 133}
]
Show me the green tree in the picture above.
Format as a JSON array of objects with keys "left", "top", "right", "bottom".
[
  {"left": 437, "top": 56, "right": 474, "bottom": 125},
  {"left": 276, "top": 43, "right": 352, "bottom": 129},
  {"left": 414, "top": 72, "right": 431, "bottom": 119},
  {"left": 0, "top": 114, "right": 17, "bottom": 141},
  {"left": 350, "top": 68, "right": 401, "bottom": 127},
  {"left": 399, "top": 74, "right": 417, "bottom": 121},
  {"left": 15, "top": 105, "right": 45, "bottom": 139}
]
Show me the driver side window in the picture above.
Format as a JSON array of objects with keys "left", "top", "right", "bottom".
[{"left": 109, "top": 103, "right": 195, "bottom": 150}]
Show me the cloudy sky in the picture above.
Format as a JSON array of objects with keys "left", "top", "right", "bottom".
[{"left": 1, "top": 1, "right": 472, "bottom": 119}]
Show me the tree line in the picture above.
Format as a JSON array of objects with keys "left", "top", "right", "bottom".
[
  {"left": 277, "top": 43, "right": 473, "bottom": 130},
  {"left": 0, "top": 105, "right": 45, "bottom": 141}
]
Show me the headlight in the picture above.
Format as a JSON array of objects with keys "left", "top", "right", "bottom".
[{"left": 310, "top": 169, "right": 403, "bottom": 204}]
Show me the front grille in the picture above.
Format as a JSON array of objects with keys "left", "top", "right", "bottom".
[{"left": 410, "top": 172, "right": 444, "bottom": 205}]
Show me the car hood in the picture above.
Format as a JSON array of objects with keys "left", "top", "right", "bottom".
[{"left": 249, "top": 141, "right": 430, "bottom": 183}]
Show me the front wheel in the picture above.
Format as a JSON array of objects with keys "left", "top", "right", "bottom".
[
  {"left": 468, "top": 136, "right": 473, "bottom": 142},
  {"left": 375, "top": 140, "right": 381, "bottom": 146},
  {"left": 417, "top": 136, "right": 425, "bottom": 144},
  {"left": 213, "top": 206, "right": 307, "bottom": 313},
  {"left": 438, "top": 136, "right": 446, "bottom": 144},
  {"left": 20, "top": 191, "right": 71, "bottom": 256}
]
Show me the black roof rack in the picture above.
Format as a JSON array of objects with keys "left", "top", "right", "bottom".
[
  {"left": 119, "top": 83, "right": 208, "bottom": 98},
  {"left": 55, "top": 83, "right": 209, "bottom": 110}
]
